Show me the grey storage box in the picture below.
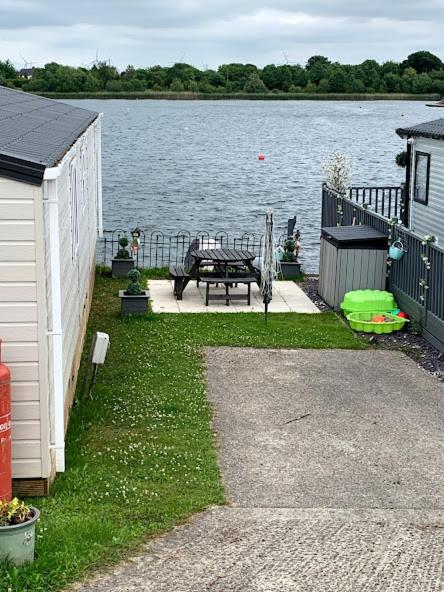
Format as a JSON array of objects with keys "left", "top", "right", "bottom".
[{"left": 318, "top": 225, "right": 388, "bottom": 309}]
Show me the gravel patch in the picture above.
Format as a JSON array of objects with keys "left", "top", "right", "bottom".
[{"left": 299, "top": 276, "right": 444, "bottom": 382}]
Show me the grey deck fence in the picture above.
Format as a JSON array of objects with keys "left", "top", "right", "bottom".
[{"left": 322, "top": 184, "right": 444, "bottom": 352}]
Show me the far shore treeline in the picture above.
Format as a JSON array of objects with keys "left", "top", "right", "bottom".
[{"left": 1, "top": 51, "right": 444, "bottom": 97}]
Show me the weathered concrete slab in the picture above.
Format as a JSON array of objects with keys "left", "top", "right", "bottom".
[
  {"left": 205, "top": 348, "right": 444, "bottom": 509},
  {"left": 149, "top": 280, "right": 319, "bottom": 313},
  {"left": 74, "top": 348, "right": 444, "bottom": 591},
  {"left": 75, "top": 507, "right": 444, "bottom": 592}
]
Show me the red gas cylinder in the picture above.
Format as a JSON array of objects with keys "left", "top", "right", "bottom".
[
  {"left": 0, "top": 339, "right": 12, "bottom": 501},
  {"left": 258, "top": 153, "right": 265, "bottom": 161}
]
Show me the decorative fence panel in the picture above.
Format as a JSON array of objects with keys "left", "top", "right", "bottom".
[
  {"left": 322, "top": 184, "right": 444, "bottom": 352},
  {"left": 97, "top": 229, "right": 287, "bottom": 269},
  {"left": 349, "top": 186, "right": 404, "bottom": 220}
]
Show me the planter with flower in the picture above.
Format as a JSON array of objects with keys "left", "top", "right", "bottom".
[
  {"left": 112, "top": 235, "right": 135, "bottom": 278},
  {"left": 119, "top": 269, "right": 150, "bottom": 315},
  {"left": 0, "top": 497, "right": 40, "bottom": 565},
  {"left": 280, "top": 235, "right": 302, "bottom": 279}
]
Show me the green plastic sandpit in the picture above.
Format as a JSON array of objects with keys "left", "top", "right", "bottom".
[
  {"left": 340, "top": 290, "right": 396, "bottom": 315},
  {"left": 346, "top": 311, "right": 409, "bottom": 334}
]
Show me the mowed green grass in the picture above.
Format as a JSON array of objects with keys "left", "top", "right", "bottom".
[{"left": 0, "top": 270, "right": 366, "bottom": 592}]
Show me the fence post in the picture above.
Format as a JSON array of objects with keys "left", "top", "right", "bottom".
[
  {"left": 287, "top": 217, "right": 297, "bottom": 237},
  {"left": 400, "top": 184, "right": 409, "bottom": 227}
]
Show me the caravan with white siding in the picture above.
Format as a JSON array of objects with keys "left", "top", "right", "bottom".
[{"left": 0, "top": 86, "right": 102, "bottom": 494}]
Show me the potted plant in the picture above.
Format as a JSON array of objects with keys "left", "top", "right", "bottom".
[
  {"left": 280, "top": 237, "right": 302, "bottom": 279},
  {"left": 119, "top": 269, "right": 150, "bottom": 315},
  {"left": 112, "top": 235, "right": 135, "bottom": 278},
  {"left": 0, "top": 498, "right": 40, "bottom": 565}
]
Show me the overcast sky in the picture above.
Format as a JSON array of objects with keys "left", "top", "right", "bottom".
[{"left": 1, "top": 0, "right": 443, "bottom": 70}]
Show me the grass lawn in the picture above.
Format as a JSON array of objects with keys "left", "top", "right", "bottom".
[{"left": 0, "top": 270, "right": 366, "bottom": 592}]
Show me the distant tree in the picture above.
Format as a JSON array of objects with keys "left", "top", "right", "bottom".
[
  {"left": 328, "top": 67, "right": 348, "bottom": 92},
  {"left": 198, "top": 80, "right": 215, "bottom": 93},
  {"left": 123, "top": 65, "right": 136, "bottom": 79},
  {"left": 306, "top": 55, "right": 330, "bottom": 83},
  {"left": 145, "top": 66, "right": 167, "bottom": 90},
  {"left": 401, "top": 67, "right": 417, "bottom": 92},
  {"left": 383, "top": 72, "right": 402, "bottom": 93},
  {"left": 127, "top": 78, "right": 145, "bottom": 91},
  {"left": 412, "top": 73, "right": 433, "bottom": 93},
  {"left": 201, "top": 69, "right": 225, "bottom": 88},
  {"left": 430, "top": 73, "right": 444, "bottom": 95},
  {"left": 166, "top": 63, "right": 200, "bottom": 87},
  {"left": 262, "top": 64, "right": 303, "bottom": 91},
  {"left": 2, "top": 52, "right": 443, "bottom": 96},
  {"left": 261, "top": 64, "right": 279, "bottom": 90},
  {"left": 218, "top": 63, "right": 258, "bottom": 91},
  {"left": 402, "top": 51, "right": 443, "bottom": 74},
  {"left": 381, "top": 61, "right": 400, "bottom": 75},
  {"left": 291, "top": 65, "right": 308, "bottom": 88},
  {"left": 91, "top": 61, "right": 119, "bottom": 89},
  {"left": 25, "top": 62, "right": 100, "bottom": 93},
  {"left": 356, "top": 60, "right": 381, "bottom": 91},
  {"left": 349, "top": 78, "right": 366, "bottom": 93},
  {"left": 187, "top": 80, "right": 199, "bottom": 92},
  {"left": 169, "top": 78, "right": 184, "bottom": 92},
  {"left": 105, "top": 80, "right": 124, "bottom": 92},
  {"left": 317, "top": 78, "right": 330, "bottom": 93},
  {"left": 304, "top": 81, "right": 318, "bottom": 93},
  {"left": 0, "top": 59, "right": 16, "bottom": 82},
  {"left": 243, "top": 73, "right": 268, "bottom": 93}
]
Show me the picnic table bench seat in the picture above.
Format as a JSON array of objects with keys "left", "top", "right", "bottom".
[
  {"left": 199, "top": 275, "right": 256, "bottom": 306},
  {"left": 169, "top": 264, "right": 190, "bottom": 300}
]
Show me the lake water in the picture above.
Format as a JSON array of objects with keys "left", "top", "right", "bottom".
[{"left": 68, "top": 99, "right": 430, "bottom": 271}]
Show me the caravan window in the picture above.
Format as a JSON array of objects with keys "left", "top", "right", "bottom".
[{"left": 414, "top": 151, "right": 430, "bottom": 205}]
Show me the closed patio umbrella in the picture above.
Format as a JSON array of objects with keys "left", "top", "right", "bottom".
[{"left": 261, "top": 211, "right": 277, "bottom": 323}]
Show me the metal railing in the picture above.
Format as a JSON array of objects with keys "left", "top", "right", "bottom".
[
  {"left": 97, "top": 228, "right": 288, "bottom": 269},
  {"left": 349, "top": 186, "right": 404, "bottom": 220},
  {"left": 321, "top": 184, "right": 444, "bottom": 351}
]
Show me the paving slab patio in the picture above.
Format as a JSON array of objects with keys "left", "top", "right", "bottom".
[
  {"left": 149, "top": 279, "right": 320, "bottom": 313},
  {"left": 75, "top": 349, "right": 444, "bottom": 591}
]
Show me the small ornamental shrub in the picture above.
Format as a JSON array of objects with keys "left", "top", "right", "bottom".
[
  {"left": 126, "top": 269, "right": 144, "bottom": 295},
  {"left": 396, "top": 150, "right": 408, "bottom": 168},
  {"left": 0, "top": 498, "right": 33, "bottom": 527},
  {"left": 282, "top": 238, "right": 296, "bottom": 263},
  {"left": 116, "top": 236, "right": 131, "bottom": 259}
]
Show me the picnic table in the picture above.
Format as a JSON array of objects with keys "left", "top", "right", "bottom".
[{"left": 169, "top": 247, "right": 259, "bottom": 304}]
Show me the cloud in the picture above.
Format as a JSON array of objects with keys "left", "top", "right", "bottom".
[{"left": 0, "top": 0, "right": 442, "bottom": 69}]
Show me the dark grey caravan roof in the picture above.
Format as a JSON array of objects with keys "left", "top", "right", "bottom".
[
  {"left": 0, "top": 86, "right": 98, "bottom": 185},
  {"left": 396, "top": 118, "right": 444, "bottom": 141}
]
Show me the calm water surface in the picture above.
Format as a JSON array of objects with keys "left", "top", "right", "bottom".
[{"left": 69, "top": 99, "right": 429, "bottom": 271}]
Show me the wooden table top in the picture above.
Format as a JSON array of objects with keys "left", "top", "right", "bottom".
[{"left": 190, "top": 248, "right": 256, "bottom": 263}]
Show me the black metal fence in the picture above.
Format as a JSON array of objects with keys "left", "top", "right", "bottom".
[
  {"left": 349, "top": 186, "right": 404, "bottom": 220},
  {"left": 322, "top": 184, "right": 444, "bottom": 352},
  {"left": 97, "top": 228, "right": 288, "bottom": 269}
]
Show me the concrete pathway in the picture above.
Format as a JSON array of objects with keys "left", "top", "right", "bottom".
[
  {"left": 149, "top": 279, "right": 319, "bottom": 313},
  {"left": 76, "top": 349, "right": 444, "bottom": 591}
]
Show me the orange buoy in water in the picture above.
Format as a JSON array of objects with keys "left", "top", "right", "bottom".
[{"left": 258, "top": 153, "right": 265, "bottom": 161}]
